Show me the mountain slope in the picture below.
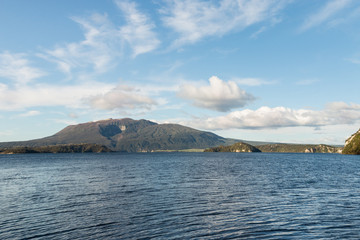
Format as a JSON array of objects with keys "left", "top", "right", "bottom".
[
  {"left": 0, "top": 118, "right": 230, "bottom": 152},
  {"left": 342, "top": 129, "right": 360, "bottom": 155}
]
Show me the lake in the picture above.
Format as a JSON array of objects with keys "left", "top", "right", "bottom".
[{"left": 1, "top": 152, "right": 360, "bottom": 239}]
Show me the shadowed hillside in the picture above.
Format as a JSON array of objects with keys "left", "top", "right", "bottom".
[{"left": 0, "top": 143, "right": 111, "bottom": 154}]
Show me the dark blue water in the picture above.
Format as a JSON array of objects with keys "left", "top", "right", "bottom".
[{"left": 1, "top": 153, "right": 360, "bottom": 239}]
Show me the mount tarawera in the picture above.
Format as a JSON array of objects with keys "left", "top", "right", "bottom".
[{"left": 0, "top": 118, "right": 235, "bottom": 152}]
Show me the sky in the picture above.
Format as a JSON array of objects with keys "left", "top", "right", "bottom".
[{"left": 1, "top": 0, "right": 360, "bottom": 145}]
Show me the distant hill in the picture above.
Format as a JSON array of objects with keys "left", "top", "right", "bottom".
[
  {"left": 342, "top": 129, "right": 360, "bottom": 155},
  {"left": 204, "top": 142, "right": 261, "bottom": 153},
  {"left": 257, "top": 143, "right": 342, "bottom": 153},
  {"left": 0, "top": 118, "right": 236, "bottom": 152},
  {"left": 0, "top": 118, "right": 345, "bottom": 153}
]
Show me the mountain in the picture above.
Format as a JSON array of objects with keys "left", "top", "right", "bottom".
[
  {"left": 342, "top": 129, "right": 360, "bottom": 155},
  {"left": 204, "top": 142, "right": 261, "bottom": 153},
  {"left": 257, "top": 143, "right": 342, "bottom": 153},
  {"left": 0, "top": 118, "right": 234, "bottom": 152}
]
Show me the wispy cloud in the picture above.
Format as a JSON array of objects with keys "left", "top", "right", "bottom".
[
  {"left": 346, "top": 57, "right": 360, "bottom": 64},
  {"left": 18, "top": 110, "right": 41, "bottom": 117},
  {"left": 184, "top": 102, "right": 360, "bottom": 130},
  {"left": 161, "top": 0, "right": 290, "bottom": 47},
  {"left": 178, "top": 76, "right": 255, "bottom": 112},
  {"left": 43, "top": 1, "right": 159, "bottom": 76},
  {"left": 0, "top": 52, "right": 46, "bottom": 85},
  {"left": 0, "top": 79, "right": 160, "bottom": 112},
  {"left": 299, "top": 0, "right": 353, "bottom": 32},
  {"left": 0, "top": 81, "right": 114, "bottom": 111},
  {"left": 42, "top": 13, "right": 121, "bottom": 75},
  {"left": 116, "top": 0, "right": 160, "bottom": 57},
  {"left": 233, "top": 77, "right": 275, "bottom": 86}
]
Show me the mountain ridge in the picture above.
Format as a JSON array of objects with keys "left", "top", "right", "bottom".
[
  {"left": 0, "top": 118, "right": 347, "bottom": 153},
  {"left": 0, "top": 118, "right": 237, "bottom": 152}
]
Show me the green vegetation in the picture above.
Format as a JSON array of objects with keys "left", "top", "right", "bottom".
[
  {"left": 204, "top": 142, "right": 261, "bottom": 152},
  {"left": 0, "top": 143, "right": 111, "bottom": 154},
  {"left": 257, "top": 144, "right": 342, "bottom": 153},
  {"left": 342, "top": 129, "right": 360, "bottom": 155}
]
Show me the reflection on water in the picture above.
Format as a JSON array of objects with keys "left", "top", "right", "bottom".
[{"left": 1, "top": 153, "right": 360, "bottom": 239}]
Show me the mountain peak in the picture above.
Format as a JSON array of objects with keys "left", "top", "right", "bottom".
[{"left": 0, "top": 118, "right": 228, "bottom": 152}]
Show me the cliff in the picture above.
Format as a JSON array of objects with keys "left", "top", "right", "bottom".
[{"left": 342, "top": 129, "right": 360, "bottom": 155}]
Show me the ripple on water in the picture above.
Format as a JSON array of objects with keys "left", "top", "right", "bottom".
[{"left": 1, "top": 153, "right": 360, "bottom": 239}]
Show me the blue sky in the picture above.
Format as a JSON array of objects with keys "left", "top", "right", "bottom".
[{"left": 1, "top": 0, "right": 360, "bottom": 145}]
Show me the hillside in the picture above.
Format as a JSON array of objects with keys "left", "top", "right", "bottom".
[
  {"left": 0, "top": 118, "right": 233, "bottom": 152},
  {"left": 257, "top": 143, "right": 342, "bottom": 153},
  {"left": 0, "top": 144, "right": 111, "bottom": 154},
  {"left": 204, "top": 142, "right": 261, "bottom": 153},
  {"left": 342, "top": 129, "right": 360, "bottom": 155}
]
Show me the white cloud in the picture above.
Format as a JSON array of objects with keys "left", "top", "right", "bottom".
[
  {"left": 18, "top": 110, "right": 41, "bottom": 117},
  {"left": 184, "top": 102, "right": 360, "bottom": 130},
  {"left": 89, "top": 84, "right": 157, "bottom": 110},
  {"left": 116, "top": 0, "right": 160, "bottom": 57},
  {"left": 178, "top": 76, "right": 255, "bottom": 112},
  {"left": 44, "top": 1, "right": 159, "bottom": 75},
  {"left": 299, "top": 0, "right": 353, "bottom": 32},
  {"left": 233, "top": 77, "right": 275, "bottom": 86},
  {"left": 161, "top": 0, "right": 290, "bottom": 47},
  {"left": 0, "top": 81, "right": 114, "bottom": 111},
  {"left": 0, "top": 52, "right": 46, "bottom": 85},
  {"left": 51, "top": 118, "right": 79, "bottom": 126},
  {"left": 44, "top": 13, "right": 120, "bottom": 75}
]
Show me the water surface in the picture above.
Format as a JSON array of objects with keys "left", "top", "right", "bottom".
[{"left": 1, "top": 153, "right": 360, "bottom": 239}]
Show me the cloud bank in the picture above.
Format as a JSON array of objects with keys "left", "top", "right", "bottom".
[
  {"left": 89, "top": 85, "right": 157, "bottom": 110},
  {"left": 178, "top": 76, "right": 255, "bottom": 112},
  {"left": 0, "top": 82, "right": 113, "bottom": 111},
  {"left": 185, "top": 102, "right": 360, "bottom": 130}
]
